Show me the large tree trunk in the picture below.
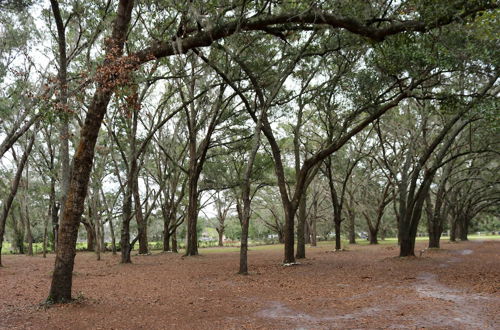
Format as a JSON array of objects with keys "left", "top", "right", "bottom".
[
  {"left": 458, "top": 216, "right": 469, "bottom": 241},
  {"left": 12, "top": 208, "right": 25, "bottom": 255},
  {"left": 171, "top": 229, "right": 178, "bottom": 253},
  {"left": 217, "top": 228, "right": 224, "bottom": 247},
  {"left": 348, "top": 210, "right": 356, "bottom": 244},
  {"left": 185, "top": 174, "right": 199, "bottom": 256},
  {"left": 48, "top": 0, "right": 135, "bottom": 303},
  {"left": 295, "top": 194, "right": 307, "bottom": 259},
  {"left": 368, "top": 228, "right": 378, "bottom": 245},
  {"left": 334, "top": 213, "right": 342, "bottom": 250},
  {"left": 428, "top": 223, "right": 442, "bottom": 248},
  {"left": 399, "top": 236, "right": 416, "bottom": 257},
  {"left": 163, "top": 225, "right": 171, "bottom": 252},
  {"left": 283, "top": 204, "right": 296, "bottom": 263},
  {"left": 238, "top": 201, "right": 250, "bottom": 274},
  {"left": 52, "top": 202, "right": 59, "bottom": 251}
]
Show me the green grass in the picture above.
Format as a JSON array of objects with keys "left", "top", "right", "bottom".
[{"left": 2, "top": 234, "right": 499, "bottom": 255}]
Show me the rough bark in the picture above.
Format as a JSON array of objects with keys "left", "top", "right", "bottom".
[
  {"left": 217, "top": 228, "right": 224, "bottom": 247},
  {"left": 133, "top": 176, "right": 148, "bottom": 254},
  {"left": 50, "top": 0, "right": 71, "bottom": 237},
  {"left": 171, "top": 230, "right": 178, "bottom": 253},
  {"left": 48, "top": 0, "right": 135, "bottom": 302}
]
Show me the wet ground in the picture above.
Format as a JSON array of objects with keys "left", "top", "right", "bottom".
[{"left": 1, "top": 240, "right": 499, "bottom": 329}]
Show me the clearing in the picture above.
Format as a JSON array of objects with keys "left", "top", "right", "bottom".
[{"left": 1, "top": 240, "right": 499, "bottom": 329}]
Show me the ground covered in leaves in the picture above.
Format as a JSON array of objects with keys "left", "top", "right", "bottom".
[{"left": 1, "top": 240, "right": 499, "bottom": 329}]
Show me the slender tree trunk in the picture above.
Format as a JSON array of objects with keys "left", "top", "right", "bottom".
[
  {"left": 450, "top": 216, "right": 457, "bottom": 242},
  {"left": 95, "top": 215, "right": 101, "bottom": 261},
  {"left": 310, "top": 216, "right": 317, "bottom": 247},
  {"left": 84, "top": 221, "right": 95, "bottom": 252},
  {"left": 50, "top": 0, "right": 71, "bottom": 243},
  {"left": 100, "top": 221, "right": 105, "bottom": 252},
  {"left": 133, "top": 178, "right": 148, "bottom": 254},
  {"left": 43, "top": 203, "right": 50, "bottom": 257},
  {"left": 25, "top": 210, "right": 33, "bottom": 256},
  {"left": 121, "top": 159, "right": 135, "bottom": 263},
  {"left": 108, "top": 217, "right": 116, "bottom": 255},
  {"left": 92, "top": 186, "right": 101, "bottom": 260},
  {"left": 0, "top": 128, "right": 36, "bottom": 266},
  {"left": 48, "top": 0, "right": 135, "bottom": 302},
  {"left": 304, "top": 218, "right": 311, "bottom": 244}
]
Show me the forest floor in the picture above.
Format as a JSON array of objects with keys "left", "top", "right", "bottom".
[{"left": 1, "top": 240, "right": 499, "bottom": 329}]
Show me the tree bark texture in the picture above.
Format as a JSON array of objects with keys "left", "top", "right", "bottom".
[{"left": 48, "top": 0, "right": 135, "bottom": 302}]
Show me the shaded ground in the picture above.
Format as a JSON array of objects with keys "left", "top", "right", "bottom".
[{"left": 1, "top": 240, "right": 499, "bottom": 329}]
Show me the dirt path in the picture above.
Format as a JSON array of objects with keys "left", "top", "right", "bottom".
[{"left": 1, "top": 240, "right": 499, "bottom": 329}]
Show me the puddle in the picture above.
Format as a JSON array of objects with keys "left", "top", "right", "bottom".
[
  {"left": 414, "top": 271, "right": 497, "bottom": 329},
  {"left": 459, "top": 249, "right": 473, "bottom": 255},
  {"left": 258, "top": 301, "right": 319, "bottom": 322}
]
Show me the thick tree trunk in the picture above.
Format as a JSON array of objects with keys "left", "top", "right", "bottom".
[
  {"left": 171, "top": 229, "right": 178, "bottom": 253},
  {"left": 334, "top": 216, "right": 342, "bottom": 250},
  {"left": 399, "top": 237, "right": 416, "bottom": 257},
  {"left": 238, "top": 202, "right": 250, "bottom": 274},
  {"left": 348, "top": 211, "right": 356, "bottom": 244},
  {"left": 52, "top": 202, "right": 59, "bottom": 251},
  {"left": 217, "top": 228, "right": 224, "bottom": 247},
  {"left": 283, "top": 205, "right": 296, "bottom": 264},
  {"left": 163, "top": 226, "right": 171, "bottom": 252},
  {"left": 304, "top": 218, "right": 311, "bottom": 244},
  {"left": 278, "top": 231, "right": 284, "bottom": 244},
  {"left": 185, "top": 174, "right": 199, "bottom": 256},
  {"left": 458, "top": 217, "right": 468, "bottom": 241},
  {"left": 428, "top": 225, "right": 441, "bottom": 248},
  {"left": 368, "top": 229, "right": 378, "bottom": 245},
  {"left": 296, "top": 194, "right": 307, "bottom": 259},
  {"left": 48, "top": 0, "right": 135, "bottom": 302}
]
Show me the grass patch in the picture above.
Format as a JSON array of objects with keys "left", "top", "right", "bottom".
[{"left": 3, "top": 234, "right": 499, "bottom": 255}]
